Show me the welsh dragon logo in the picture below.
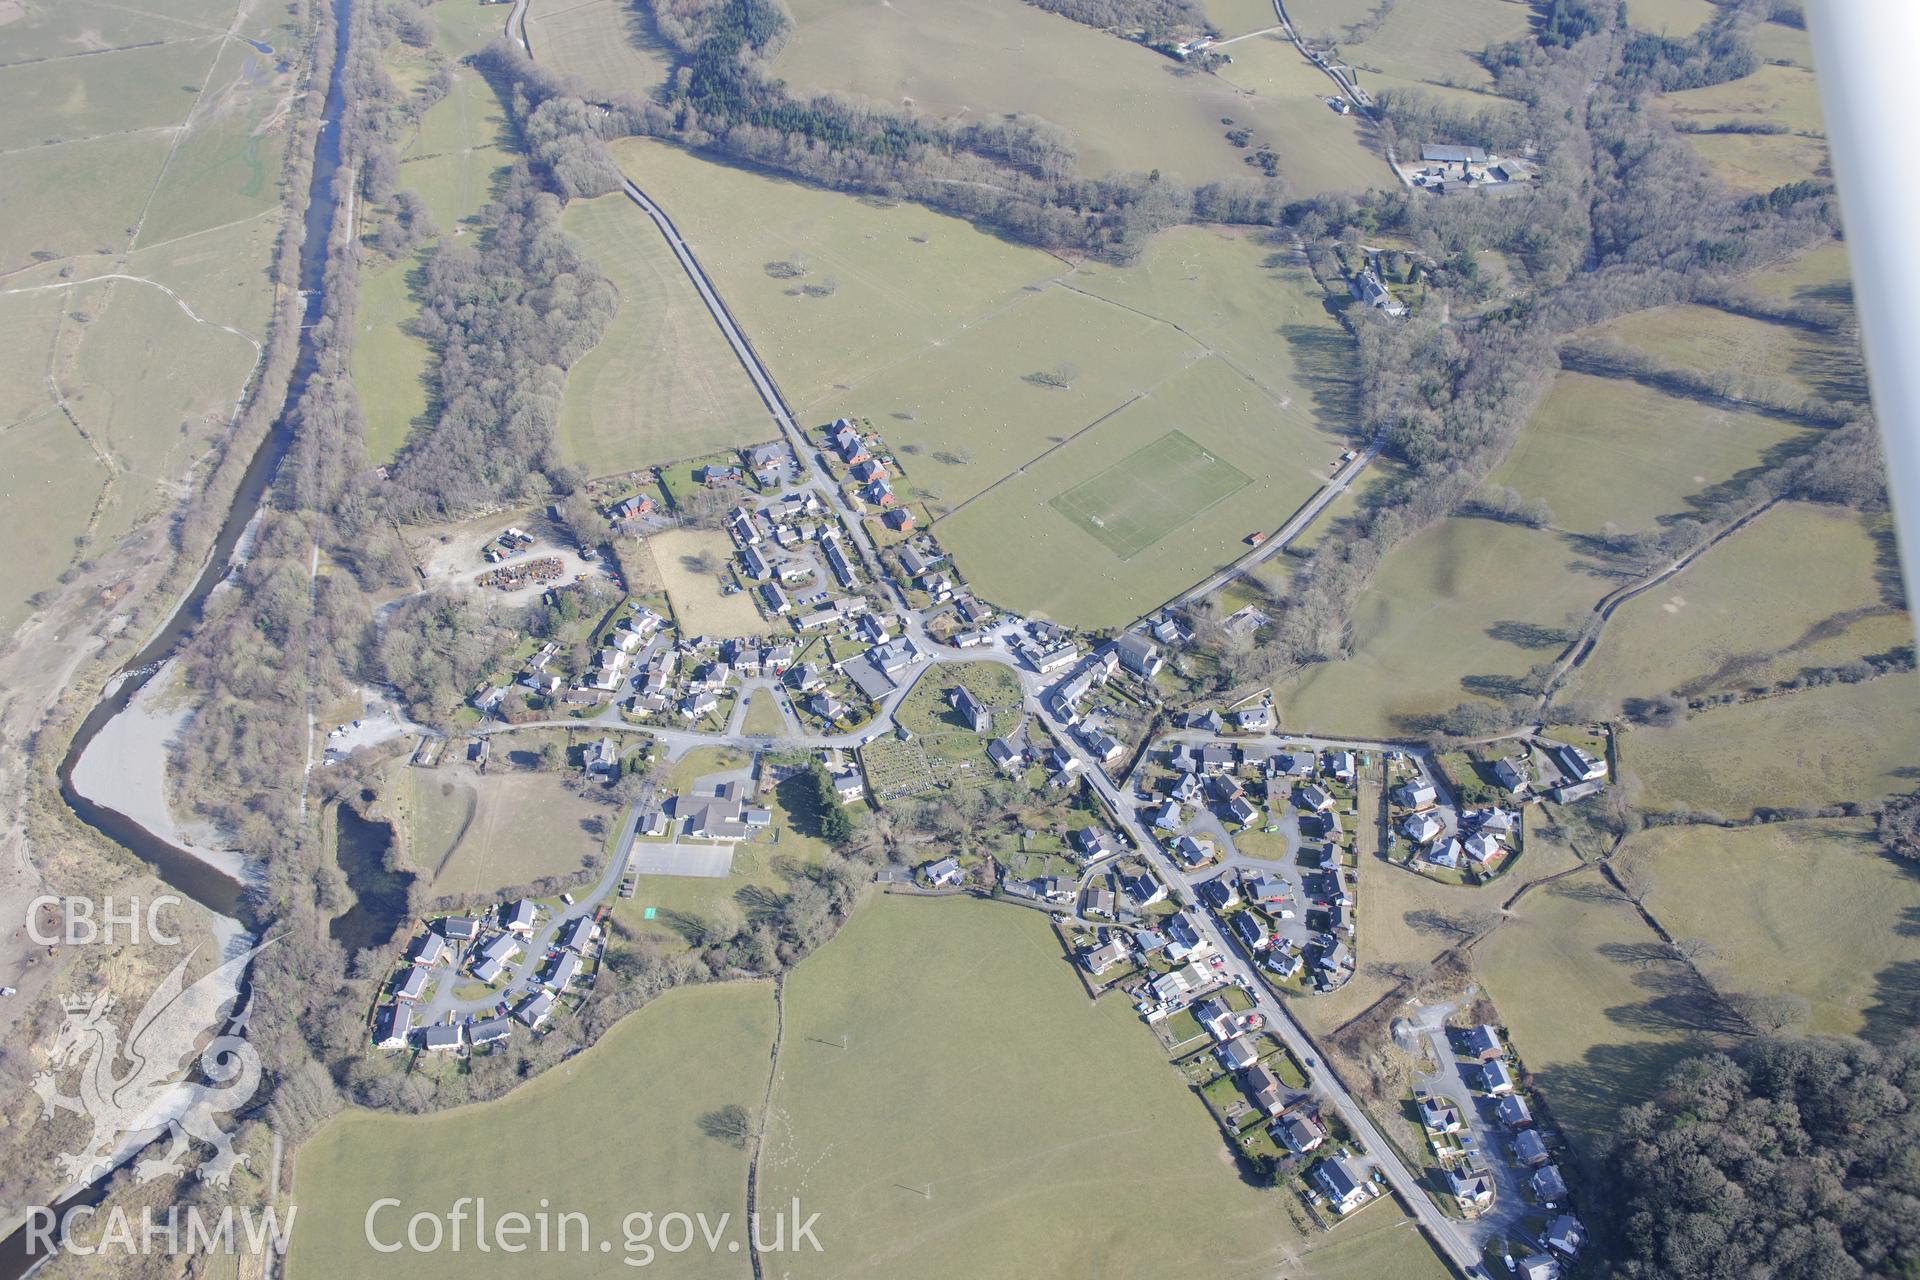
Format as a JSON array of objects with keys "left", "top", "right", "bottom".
[{"left": 31, "top": 941, "right": 268, "bottom": 1189}]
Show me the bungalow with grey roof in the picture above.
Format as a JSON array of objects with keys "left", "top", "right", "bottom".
[
  {"left": 1311, "top": 1157, "right": 1368, "bottom": 1215},
  {"left": 1075, "top": 826, "right": 1117, "bottom": 860},
  {"left": 1150, "top": 800, "right": 1184, "bottom": 831},
  {"left": 1231, "top": 910, "right": 1267, "bottom": 951},
  {"left": 1461, "top": 1023, "right": 1504, "bottom": 1060},
  {"left": 1227, "top": 794, "right": 1259, "bottom": 825},
  {"left": 442, "top": 916, "right": 479, "bottom": 942},
  {"left": 502, "top": 900, "right": 537, "bottom": 934},
  {"left": 468, "top": 1016, "right": 513, "bottom": 1047},
  {"left": 544, "top": 951, "right": 583, "bottom": 992},
  {"left": 1517, "top": 1256, "right": 1561, "bottom": 1280},
  {"left": 374, "top": 1003, "right": 412, "bottom": 1049},
  {"left": 1243, "top": 873, "right": 1289, "bottom": 904},
  {"left": 1085, "top": 884, "right": 1115, "bottom": 918},
  {"left": 1530, "top": 1164, "right": 1568, "bottom": 1203},
  {"left": 1193, "top": 995, "right": 1236, "bottom": 1040},
  {"left": 1164, "top": 912, "right": 1212, "bottom": 962},
  {"left": 559, "top": 916, "right": 597, "bottom": 954},
  {"left": 1493, "top": 756, "right": 1530, "bottom": 794},
  {"left": 1497, "top": 1094, "right": 1533, "bottom": 1128},
  {"left": 1276, "top": 1109, "right": 1327, "bottom": 1154},
  {"left": 1514, "top": 1128, "right": 1550, "bottom": 1166},
  {"left": 1296, "top": 782, "right": 1334, "bottom": 812},
  {"left": 987, "top": 737, "right": 1021, "bottom": 772},
  {"left": 1127, "top": 873, "right": 1167, "bottom": 908},
  {"left": 515, "top": 989, "right": 556, "bottom": 1028},
  {"left": 1217, "top": 1036, "right": 1259, "bottom": 1072},
  {"left": 419, "top": 1023, "right": 463, "bottom": 1053},
  {"left": 924, "top": 856, "right": 963, "bottom": 888},
  {"left": 1480, "top": 1059, "right": 1516, "bottom": 1096},
  {"left": 1172, "top": 834, "right": 1211, "bottom": 868},
  {"left": 1546, "top": 1214, "right": 1585, "bottom": 1259},
  {"left": 1235, "top": 704, "right": 1273, "bottom": 732},
  {"left": 1082, "top": 939, "right": 1129, "bottom": 976},
  {"left": 1422, "top": 837, "right": 1463, "bottom": 870},
  {"left": 1395, "top": 778, "right": 1438, "bottom": 809},
  {"left": 1244, "top": 1063, "right": 1286, "bottom": 1117},
  {"left": 408, "top": 932, "right": 446, "bottom": 966},
  {"left": 1401, "top": 811, "right": 1445, "bottom": 844},
  {"left": 1448, "top": 1164, "right": 1495, "bottom": 1211}
]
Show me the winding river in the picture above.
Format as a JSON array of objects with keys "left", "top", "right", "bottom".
[
  {"left": 4, "top": 0, "right": 355, "bottom": 1272},
  {"left": 56, "top": 0, "right": 354, "bottom": 923}
]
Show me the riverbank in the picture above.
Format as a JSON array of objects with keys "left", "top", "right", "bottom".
[{"left": 68, "top": 664, "right": 255, "bottom": 887}]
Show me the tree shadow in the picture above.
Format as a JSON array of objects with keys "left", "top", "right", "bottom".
[
  {"left": 655, "top": 909, "right": 714, "bottom": 946},
  {"left": 734, "top": 884, "right": 787, "bottom": 923},
  {"left": 1279, "top": 324, "right": 1362, "bottom": 428},
  {"left": 1860, "top": 959, "right": 1920, "bottom": 1046}
]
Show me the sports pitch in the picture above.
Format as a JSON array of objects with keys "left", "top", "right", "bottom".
[{"left": 1050, "top": 430, "right": 1252, "bottom": 559}]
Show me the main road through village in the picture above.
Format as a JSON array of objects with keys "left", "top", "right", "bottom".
[{"left": 496, "top": 2, "right": 1480, "bottom": 1269}]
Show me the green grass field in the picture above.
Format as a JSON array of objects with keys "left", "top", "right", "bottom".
[
  {"left": 1274, "top": 515, "right": 1606, "bottom": 736},
  {"left": 524, "top": 0, "right": 675, "bottom": 101},
  {"left": 1590, "top": 303, "right": 1868, "bottom": 406},
  {"left": 1624, "top": 0, "right": 1718, "bottom": 34},
  {"left": 556, "top": 193, "right": 773, "bottom": 475},
  {"left": 1296, "top": 1210, "right": 1455, "bottom": 1280},
  {"left": 354, "top": 255, "right": 435, "bottom": 463},
  {"left": 1622, "top": 673, "right": 1920, "bottom": 818},
  {"left": 395, "top": 61, "right": 511, "bottom": 231},
  {"left": 611, "top": 144, "right": 1357, "bottom": 627},
  {"left": 1476, "top": 870, "right": 1729, "bottom": 1173},
  {"left": 1486, "top": 371, "right": 1811, "bottom": 536},
  {"left": 1618, "top": 820, "right": 1920, "bottom": 1043},
  {"left": 1282, "top": 0, "right": 1535, "bottom": 104},
  {"left": 759, "top": 895, "right": 1313, "bottom": 1279},
  {"left": 610, "top": 137, "right": 1063, "bottom": 407},
  {"left": 772, "top": 0, "right": 1381, "bottom": 193},
  {"left": 136, "top": 39, "right": 294, "bottom": 245},
  {"left": 0, "top": 37, "right": 215, "bottom": 151},
  {"left": 0, "top": 132, "right": 171, "bottom": 272},
  {"left": 806, "top": 284, "right": 1202, "bottom": 511},
  {"left": 1565, "top": 501, "right": 1910, "bottom": 708},
  {"left": 1294, "top": 823, "right": 1584, "bottom": 1038},
  {"left": 943, "top": 355, "right": 1336, "bottom": 626},
  {"left": 285, "top": 981, "right": 777, "bottom": 1278},
  {"left": 1663, "top": 62, "right": 1830, "bottom": 194},
  {"left": 0, "top": 2, "right": 289, "bottom": 630},
  {"left": 1740, "top": 238, "right": 1855, "bottom": 310},
  {"left": 406, "top": 768, "right": 606, "bottom": 899},
  {"left": 1052, "top": 430, "right": 1253, "bottom": 558}
]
